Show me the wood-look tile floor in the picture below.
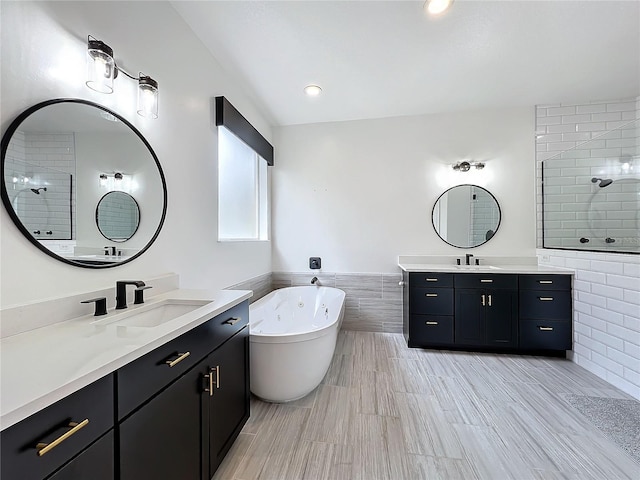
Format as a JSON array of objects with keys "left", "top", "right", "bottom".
[{"left": 214, "top": 331, "right": 640, "bottom": 480}]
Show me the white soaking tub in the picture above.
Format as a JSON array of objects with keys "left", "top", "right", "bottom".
[{"left": 249, "top": 286, "right": 346, "bottom": 402}]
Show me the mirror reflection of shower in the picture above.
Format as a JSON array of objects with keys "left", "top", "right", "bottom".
[{"left": 3, "top": 158, "right": 73, "bottom": 240}]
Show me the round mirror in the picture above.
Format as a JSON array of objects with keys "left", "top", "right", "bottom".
[
  {"left": 1, "top": 99, "right": 167, "bottom": 267},
  {"left": 96, "top": 191, "right": 140, "bottom": 242},
  {"left": 432, "top": 184, "right": 501, "bottom": 248}
]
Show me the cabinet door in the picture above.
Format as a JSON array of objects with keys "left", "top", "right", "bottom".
[
  {"left": 205, "top": 326, "right": 250, "bottom": 478},
  {"left": 484, "top": 290, "right": 518, "bottom": 347},
  {"left": 454, "top": 289, "right": 485, "bottom": 345},
  {"left": 48, "top": 431, "right": 114, "bottom": 480},
  {"left": 119, "top": 366, "right": 202, "bottom": 480}
]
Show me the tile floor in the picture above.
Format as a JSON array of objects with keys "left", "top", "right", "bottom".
[{"left": 214, "top": 331, "right": 639, "bottom": 480}]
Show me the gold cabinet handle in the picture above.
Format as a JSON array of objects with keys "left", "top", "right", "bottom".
[
  {"left": 480, "top": 279, "right": 493, "bottom": 283},
  {"left": 204, "top": 367, "right": 215, "bottom": 396},
  {"left": 224, "top": 317, "right": 240, "bottom": 325},
  {"left": 538, "top": 280, "right": 553, "bottom": 284},
  {"left": 213, "top": 366, "right": 220, "bottom": 389},
  {"left": 425, "top": 321, "right": 438, "bottom": 325},
  {"left": 36, "top": 419, "right": 89, "bottom": 456},
  {"left": 166, "top": 351, "right": 191, "bottom": 367},
  {"left": 488, "top": 294, "right": 492, "bottom": 307},
  {"left": 425, "top": 293, "right": 438, "bottom": 297},
  {"left": 481, "top": 294, "right": 486, "bottom": 306},
  {"left": 538, "top": 297, "right": 554, "bottom": 301},
  {"left": 538, "top": 326, "right": 554, "bottom": 331},
  {"left": 425, "top": 278, "right": 438, "bottom": 282}
]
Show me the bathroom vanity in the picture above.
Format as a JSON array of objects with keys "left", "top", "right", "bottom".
[
  {"left": 399, "top": 259, "right": 573, "bottom": 354},
  {"left": 0, "top": 288, "right": 250, "bottom": 480}
]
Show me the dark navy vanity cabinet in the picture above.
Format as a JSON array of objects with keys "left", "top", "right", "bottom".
[
  {"left": 1, "top": 300, "right": 250, "bottom": 480},
  {"left": 403, "top": 272, "right": 572, "bottom": 354}
]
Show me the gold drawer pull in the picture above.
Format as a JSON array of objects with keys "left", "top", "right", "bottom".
[
  {"left": 480, "top": 279, "right": 493, "bottom": 283},
  {"left": 425, "top": 278, "right": 438, "bottom": 282},
  {"left": 481, "top": 294, "right": 486, "bottom": 306},
  {"left": 166, "top": 351, "right": 191, "bottom": 367},
  {"left": 538, "top": 297, "right": 554, "bottom": 301},
  {"left": 36, "top": 419, "right": 89, "bottom": 456},
  {"left": 488, "top": 294, "right": 492, "bottom": 307},
  {"left": 538, "top": 280, "right": 553, "bottom": 284},
  {"left": 425, "top": 293, "right": 438, "bottom": 297},
  {"left": 538, "top": 326, "right": 554, "bottom": 331},
  {"left": 425, "top": 321, "right": 439, "bottom": 325},
  {"left": 224, "top": 317, "right": 240, "bottom": 325}
]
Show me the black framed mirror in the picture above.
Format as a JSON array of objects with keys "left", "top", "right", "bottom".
[
  {"left": 432, "top": 184, "right": 501, "bottom": 248},
  {"left": 1, "top": 99, "right": 167, "bottom": 267},
  {"left": 96, "top": 191, "right": 140, "bottom": 242}
]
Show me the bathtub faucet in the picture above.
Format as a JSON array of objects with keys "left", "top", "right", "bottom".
[{"left": 311, "top": 276, "right": 319, "bottom": 285}]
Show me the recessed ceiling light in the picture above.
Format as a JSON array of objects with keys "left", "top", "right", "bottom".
[
  {"left": 304, "top": 85, "right": 322, "bottom": 96},
  {"left": 424, "top": 0, "right": 454, "bottom": 15}
]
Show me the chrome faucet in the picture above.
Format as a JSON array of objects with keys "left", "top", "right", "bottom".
[
  {"left": 116, "top": 280, "right": 146, "bottom": 309},
  {"left": 311, "top": 277, "right": 319, "bottom": 285},
  {"left": 465, "top": 254, "right": 474, "bottom": 265}
]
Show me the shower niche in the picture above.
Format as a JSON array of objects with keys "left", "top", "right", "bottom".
[{"left": 542, "top": 118, "right": 639, "bottom": 254}]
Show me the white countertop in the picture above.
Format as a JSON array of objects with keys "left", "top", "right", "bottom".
[
  {"left": 0, "top": 288, "right": 252, "bottom": 431},
  {"left": 398, "top": 263, "right": 574, "bottom": 274}
]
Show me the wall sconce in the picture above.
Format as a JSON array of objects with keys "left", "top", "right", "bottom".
[
  {"left": 452, "top": 161, "right": 485, "bottom": 172},
  {"left": 86, "top": 35, "right": 159, "bottom": 119}
]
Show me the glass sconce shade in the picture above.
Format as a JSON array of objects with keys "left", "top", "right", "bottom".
[
  {"left": 137, "top": 76, "right": 159, "bottom": 119},
  {"left": 86, "top": 39, "right": 116, "bottom": 94}
]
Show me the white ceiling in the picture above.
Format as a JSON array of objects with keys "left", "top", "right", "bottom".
[{"left": 172, "top": 1, "right": 640, "bottom": 127}]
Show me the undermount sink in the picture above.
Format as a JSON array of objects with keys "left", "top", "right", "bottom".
[
  {"left": 92, "top": 299, "right": 212, "bottom": 328},
  {"left": 454, "top": 265, "right": 501, "bottom": 270}
]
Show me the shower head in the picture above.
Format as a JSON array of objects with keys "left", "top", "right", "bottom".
[
  {"left": 30, "top": 187, "right": 47, "bottom": 194},
  {"left": 591, "top": 177, "right": 613, "bottom": 188}
]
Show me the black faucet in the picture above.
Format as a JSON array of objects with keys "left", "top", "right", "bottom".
[
  {"left": 116, "top": 280, "right": 146, "bottom": 309},
  {"left": 134, "top": 286, "right": 153, "bottom": 305},
  {"left": 104, "top": 246, "right": 116, "bottom": 256},
  {"left": 465, "top": 253, "right": 474, "bottom": 265},
  {"left": 81, "top": 297, "right": 108, "bottom": 316}
]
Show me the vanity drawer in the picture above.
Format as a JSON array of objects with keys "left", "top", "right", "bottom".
[
  {"left": 520, "top": 275, "right": 571, "bottom": 291},
  {"left": 409, "top": 272, "right": 453, "bottom": 287},
  {"left": 1, "top": 375, "right": 114, "bottom": 480},
  {"left": 410, "top": 288, "right": 454, "bottom": 315},
  {"left": 519, "top": 290, "right": 571, "bottom": 321},
  {"left": 519, "top": 319, "right": 572, "bottom": 350},
  {"left": 409, "top": 315, "right": 454, "bottom": 346},
  {"left": 454, "top": 274, "right": 518, "bottom": 289},
  {"left": 117, "top": 301, "right": 248, "bottom": 420}
]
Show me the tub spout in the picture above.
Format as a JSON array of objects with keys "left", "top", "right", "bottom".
[{"left": 311, "top": 276, "right": 319, "bottom": 285}]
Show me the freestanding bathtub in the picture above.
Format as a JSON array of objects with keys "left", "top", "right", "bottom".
[{"left": 249, "top": 286, "right": 346, "bottom": 402}]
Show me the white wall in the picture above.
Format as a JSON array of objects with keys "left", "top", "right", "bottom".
[
  {"left": 272, "top": 107, "right": 536, "bottom": 273},
  {"left": 0, "top": 1, "right": 272, "bottom": 307}
]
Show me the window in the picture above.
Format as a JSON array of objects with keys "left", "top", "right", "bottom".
[{"left": 218, "top": 127, "right": 268, "bottom": 240}]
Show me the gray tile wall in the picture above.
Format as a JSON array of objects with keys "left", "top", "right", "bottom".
[
  {"left": 229, "top": 272, "right": 406, "bottom": 334},
  {"left": 272, "top": 272, "right": 403, "bottom": 333},
  {"left": 226, "top": 272, "right": 273, "bottom": 303}
]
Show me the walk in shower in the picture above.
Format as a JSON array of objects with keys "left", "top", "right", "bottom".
[{"left": 542, "top": 118, "right": 639, "bottom": 253}]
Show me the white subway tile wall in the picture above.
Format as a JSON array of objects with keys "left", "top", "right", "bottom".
[
  {"left": 536, "top": 98, "right": 640, "bottom": 400},
  {"left": 538, "top": 249, "right": 640, "bottom": 400},
  {"left": 536, "top": 97, "right": 640, "bottom": 252}
]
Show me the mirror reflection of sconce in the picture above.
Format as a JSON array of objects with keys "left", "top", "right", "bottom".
[
  {"left": 99, "top": 172, "right": 133, "bottom": 192},
  {"left": 452, "top": 161, "right": 485, "bottom": 172},
  {"left": 86, "top": 35, "right": 159, "bottom": 119}
]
